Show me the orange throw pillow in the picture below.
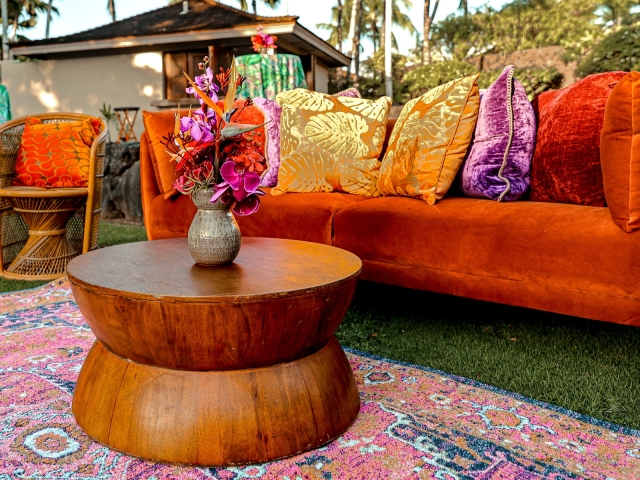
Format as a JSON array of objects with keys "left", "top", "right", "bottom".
[
  {"left": 601, "top": 71, "right": 640, "bottom": 232},
  {"left": 142, "top": 110, "right": 179, "bottom": 199},
  {"left": 13, "top": 117, "right": 99, "bottom": 188},
  {"left": 530, "top": 72, "right": 627, "bottom": 206}
]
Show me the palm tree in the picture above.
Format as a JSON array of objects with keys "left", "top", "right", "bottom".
[
  {"left": 235, "top": 0, "right": 281, "bottom": 14},
  {"left": 318, "top": 0, "right": 415, "bottom": 68},
  {"left": 107, "top": 0, "right": 115, "bottom": 22},
  {"left": 45, "top": 0, "right": 52, "bottom": 38},
  {"left": 6, "top": 0, "right": 55, "bottom": 41},
  {"left": 423, "top": 0, "right": 440, "bottom": 64},
  {"left": 459, "top": 0, "right": 468, "bottom": 16}
]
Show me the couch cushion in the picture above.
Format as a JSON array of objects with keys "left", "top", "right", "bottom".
[
  {"left": 530, "top": 72, "right": 627, "bottom": 206},
  {"left": 146, "top": 189, "right": 373, "bottom": 244},
  {"left": 237, "top": 190, "right": 373, "bottom": 244},
  {"left": 378, "top": 74, "right": 480, "bottom": 204},
  {"left": 333, "top": 196, "right": 640, "bottom": 324},
  {"left": 601, "top": 71, "right": 640, "bottom": 232}
]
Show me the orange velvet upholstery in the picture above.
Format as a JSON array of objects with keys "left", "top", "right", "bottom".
[
  {"left": 236, "top": 191, "right": 372, "bottom": 244},
  {"left": 140, "top": 118, "right": 640, "bottom": 326},
  {"left": 333, "top": 196, "right": 640, "bottom": 326}
]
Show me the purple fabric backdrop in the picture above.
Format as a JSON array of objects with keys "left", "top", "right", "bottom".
[{"left": 253, "top": 97, "right": 282, "bottom": 187}]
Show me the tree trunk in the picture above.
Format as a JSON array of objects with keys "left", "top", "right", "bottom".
[
  {"left": 108, "top": 0, "right": 116, "bottom": 22},
  {"left": 347, "top": 0, "right": 359, "bottom": 77},
  {"left": 354, "top": 0, "right": 363, "bottom": 77},
  {"left": 422, "top": 0, "right": 440, "bottom": 65},
  {"left": 45, "top": 0, "right": 53, "bottom": 39},
  {"left": 337, "top": 0, "right": 343, "bottom": 52},
  {"left": 384, "top": 0, "right": 393, "bottom": 99},
  {"left": 423, "top": 0, "right": 431, "bottom": 65}
]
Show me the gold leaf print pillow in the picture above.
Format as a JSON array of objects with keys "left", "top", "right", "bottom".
[
  {"left": 274, "top": 89, "right": 392, "bottom": 196},
  {"left": 378, "top": 74, "right": 480, "bottom": 204}
]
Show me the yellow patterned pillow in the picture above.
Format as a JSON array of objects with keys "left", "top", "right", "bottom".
[
  {"left": 273, "top": 89, "right": 391, "bottom": 196},
  {"left": 378, "top": 74, "right": 480, "bottom": 204}
]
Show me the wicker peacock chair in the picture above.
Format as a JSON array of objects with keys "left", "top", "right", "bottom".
[{"left": 0, "top": 113, "right": 108, "bottom": 280}]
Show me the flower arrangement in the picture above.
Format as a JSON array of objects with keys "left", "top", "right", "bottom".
[
  {"left": 163, "top": 56, "right": 266, "bottom": 216},
  {"left": 251, "top": 25, "right": 277, "bottom": 54}
]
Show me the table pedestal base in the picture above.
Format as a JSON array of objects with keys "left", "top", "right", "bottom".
[{"left": 72, "top": 337, "right": 360, "bottom": 467}]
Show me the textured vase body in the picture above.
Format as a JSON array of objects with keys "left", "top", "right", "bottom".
[{"left": 188, "top": 189, "right": 241, "bottom": 266}]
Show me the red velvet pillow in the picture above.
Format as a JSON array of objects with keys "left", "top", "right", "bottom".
[{"left": 530, "top": 72, "right": 627, "bottom": 206}]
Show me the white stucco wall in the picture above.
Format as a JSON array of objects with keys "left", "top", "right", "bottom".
[{"left": 0, "top": 52, "right": 164, "bottom": 138}]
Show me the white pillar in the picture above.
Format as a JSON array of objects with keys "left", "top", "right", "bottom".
[{"left": 384, "top": 0, "right": 393, "bottom": 98}]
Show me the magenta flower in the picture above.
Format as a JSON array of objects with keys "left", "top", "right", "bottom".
[{"left": 210, "top": 161, "right": 264, "bottom": 215}]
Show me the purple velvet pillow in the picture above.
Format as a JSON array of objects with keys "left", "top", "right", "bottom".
[
  {"left": 461, "top": 65, "right": 536, "bottom": 201},
  {"left": 254, "top": 88, "right": 363, "bottom": 187}
]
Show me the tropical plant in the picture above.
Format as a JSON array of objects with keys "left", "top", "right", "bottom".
[
  {"left": 4, "top": 0, "right": 57, "bottom": 41},
  {"left": 358, "top": 49, "right": 411, "bottom": 103},
  {"left": 234, "top": 0, "right": 281, "bottom": 14},
  {"left": 317, "top": 0, "right": 416, "bottom": 70},
  {"left": 99, "top": 103, "right": 116, "bottom": 142},
  {"left": 432, "top": 0, "right": 603, "bottom": 62},
  {"left": 575, "top": 24, "right": 640, "bottom": 76},
  {"left": 404, "top": 60, "right": 477, "bottom": 97},
  {"left": 459, "top": 0, "right": 468, "bottom": 16},
  {"left": 477, "top": 66, "right": 563, "bottom": 100},
  {"left": 597, "top": 0, "right": 640, "bottom": 28}
]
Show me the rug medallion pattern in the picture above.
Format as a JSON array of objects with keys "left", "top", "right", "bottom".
[{"left": 0, "top": 279, "right": 638, "bottom": 479}]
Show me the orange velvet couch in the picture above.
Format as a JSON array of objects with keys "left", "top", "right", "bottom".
[{"left": 140, "top": 121, "right": 640, "bottom": 327}]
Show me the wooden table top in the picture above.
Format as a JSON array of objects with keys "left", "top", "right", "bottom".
[{"left": 67, "top": 237, "right": 362, "bottom": 304}]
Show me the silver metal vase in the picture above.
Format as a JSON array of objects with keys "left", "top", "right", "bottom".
[{"left": 188, "top": 188, "right": 241, "bottom": 266}]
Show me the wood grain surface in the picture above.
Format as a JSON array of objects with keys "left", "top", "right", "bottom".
[
  {"left": 71, "top": 238, "right": 362, "bottom": 466},
  {"left": 67, "top": 238, "right": 361, "bottom": 370},
  {"left": 73, "top": 337, "right": 360, "bottom": 467},
  {"left": 67, "top": 237, "right": 362, "bottom": 302}
]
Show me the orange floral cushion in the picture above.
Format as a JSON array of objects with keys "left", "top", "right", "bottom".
[{"left": 13, "top": 117, "right": 100, "bottom": 188}]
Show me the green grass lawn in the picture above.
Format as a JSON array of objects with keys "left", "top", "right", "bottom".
[{"left": 2, "top": 222, "right": 640, "bottom": 430}]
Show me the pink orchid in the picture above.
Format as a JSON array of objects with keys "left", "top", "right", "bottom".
[{"left": 210, "top": 161, "right": 265, "bottom": 215}]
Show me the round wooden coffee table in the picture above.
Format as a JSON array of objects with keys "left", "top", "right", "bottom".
[{"left": 67, "top": 237, "right": 362, "bottom": 466}]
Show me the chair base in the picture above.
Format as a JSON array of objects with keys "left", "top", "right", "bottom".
[{"left": 0, "top": 271, "right": 66, "bottom": 281}]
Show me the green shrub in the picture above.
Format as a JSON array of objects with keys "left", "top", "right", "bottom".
[
  {"left": 478, "top": 66, "right": 563, "bottom": 100},
  {"left": 404, "top": 61, "right": 478, "bottom": 98},
  {"left": 404, "top": 61, "right": 562, "bottom": 101},
  {"left": 576, "top": 25, "right": 640, "bottom": 78}
]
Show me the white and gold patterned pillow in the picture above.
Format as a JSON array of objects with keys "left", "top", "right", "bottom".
[{"left": 273, "top": 89, "right": 391, "bottom": 196}]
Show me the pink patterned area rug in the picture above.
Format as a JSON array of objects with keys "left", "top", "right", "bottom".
[{"left": 1, "top": 279, "right": 639, "bottom": 479}]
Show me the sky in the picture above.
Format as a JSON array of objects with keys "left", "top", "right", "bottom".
[{"left": 27, "top": 0, "right": 510, "bottom": 58}]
